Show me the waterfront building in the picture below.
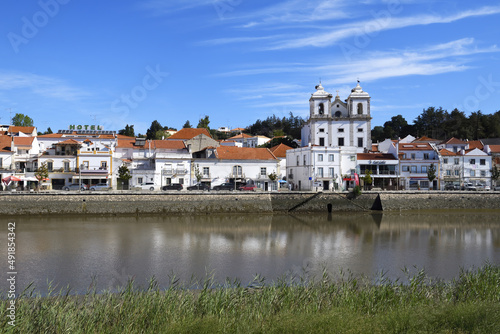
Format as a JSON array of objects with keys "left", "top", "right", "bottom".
[
  {"left": 357, "top": 152, "right": 399, "bottom": 190},
  {"left": 398, "top": 142, "right": 440, "bottom": 190},
  {"left": 462, "top": 148, "right": 491, "bottom": 187},
  {"left": 286, "top": 82, "right": 372, "bottom": 191},
  {"left": 439, "top": 149, "right": 462, "bottom": 188}
]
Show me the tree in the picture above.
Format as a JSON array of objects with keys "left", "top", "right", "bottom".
[
  {"left": 183, "top": 120, "right": 192, "bottom": 128},
  {"left": 491, "top": 166, "right": 500, "bottom": 186},
  {"left": 146, "top": 120, "right": 163, "bottom": 140},
  {"left": 371, "top": 126, "right": 385, "bottom": 143},
  {"left": 35, "top": 162, "right": 49, "bottom": 191},
  {"left": 118, "top": 165, "right": 132, "bottom": 190},
  {"left": 197, "top": 115, "right": 210, "bottom": 130},
  {"left": 260, "top": 136, "right": 298, "bottom": 149},
  {"left": 118, "top": 124, "right": 135, "bottom": 137},
  {"left": 363, "top": 170, "right": 373, "bottom": 190},
  {"left": 427, "top": 163, "right": 436, "bottom": 189},
  {"left": 12, "top": 113, "right": 34, "bottom": 127},
  {"left": 194, "top": 164, "right": 203, "bottom": 184}
]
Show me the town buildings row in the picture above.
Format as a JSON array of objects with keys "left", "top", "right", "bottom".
[{"left": 1, "top": 82, "right": 499, "bottom": 191}]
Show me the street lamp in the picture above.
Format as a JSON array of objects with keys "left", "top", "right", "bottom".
[{"left": 79, "top": 163, "right": 84, "bottom": 192}]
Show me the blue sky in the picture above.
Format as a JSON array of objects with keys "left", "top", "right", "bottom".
[{"left": 1, "top": 0, "right": 499, "bottom": 135}]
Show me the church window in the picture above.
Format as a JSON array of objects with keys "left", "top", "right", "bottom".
[
  {"left": 358, "top": 128, "right": 363, "bottom": 132},
  {"left": 319, "top": 128, "right": 325, "bottom": 133},
  {"left": 358, "top": 138, "right": 363, "bottom": 148},
  {"left": 319, "top": 138, "right": 325, "bottom": 146},
  {"left": 334, "top": 111, "right": 341, "bottom": 117},
  {"left": 338, "top": 138, "right": 344, "bottom": 146},
  {"left": 338, "top": 128, "right": 344, "bottom": 133},
  {"left": 357, "top": 103, "right": 363, "bottom": 114},
  {"left": 318, "top": 103, "right": 324, "bottom": 115}
]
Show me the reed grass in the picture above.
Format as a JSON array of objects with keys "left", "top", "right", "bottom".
[{"left": 1, "top": 264, "right": 499, "bottom": 333}]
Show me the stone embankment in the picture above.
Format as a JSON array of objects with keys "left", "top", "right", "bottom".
[{"left": 0, "top": 191, "right": 499, "bottom": 216}]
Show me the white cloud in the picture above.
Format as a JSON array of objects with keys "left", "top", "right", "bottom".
[{"left": 0, "top": 72, "right": 90, "bottom": 101}]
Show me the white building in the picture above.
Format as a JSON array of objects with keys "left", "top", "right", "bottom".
[
  {"left": 287, "top": 82, "right": 372, "bottom": 191},
  {"left": 398, "top": 142, "right": 440, "bottom": 190}
]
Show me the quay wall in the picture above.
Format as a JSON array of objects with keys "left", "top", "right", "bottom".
[{"left": 0, "top": 191, "right": 499, "bottom": 216}]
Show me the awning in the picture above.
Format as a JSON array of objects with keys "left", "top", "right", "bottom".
[
  {"left": 21, "top": 176, "right": 39, "bottom": 182},
  {"left": 2, "top": 175, "right": 22, "bottom": 186}
]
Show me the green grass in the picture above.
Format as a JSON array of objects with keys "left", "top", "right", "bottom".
[{"left": 1, "top": 264, "right": 500, "bottom": 333}]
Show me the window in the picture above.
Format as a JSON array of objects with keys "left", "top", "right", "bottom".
[
  {"left": 260, "top": 167, "right": 267, "bottom": 176},
  {"left": 233, "top": 165, "right": 242, "bottom": 176},
  {"left": 443, "top": 158, "right": 448, "bottom": 164},
  {"left": 338, "top": 138, "right": 344, "bottom": 146},
  {"left": 423, "top": 153, "right": 429, "bottom": 159},
  {"left": 319, "top": 138, "right": 325, "bottom": 146},
  {"left": 454, "top": 170, "right": 459, "bottom": 176},
  {"left": 358, "top": 128, "right": 363, "bottom": 132},
  {"left": 471, "top": 170, "right": 475, "bottom": 177},
  {"left": 411, "top": 153, "right": 416, "bottom": 160},
  {"left": 480, "top": 170, "right": 486, "bottom": 177},
  {"left": 470, "top": 159, "right": 475, "bottom": 164},
  {"left": 317, "top": 167, "right": 323, "bottom": 177},
  {"left": 421, "top": 166, "right": 427, "bottom": 173},
  {"left": 101, "top": 161, "right": 107, "bottom": 169},
  {"left": 480, "top": 159, "right": 486, "bottom": 165},
  {"left": 338, "top": 128, "right": 344, "bottom": 133},
  {"left": 64, "top": 162, "right": 70, "bottom": 172},
  {"left": 329, "top": 168, "right": 334, "bottom": 177},
  {"left": 303, "top": 155, "right": 306, "bottom": 165},
  {"left": 454, "top": 158, "right": 459, "bottom": 165},
  {"left": 296, "top": 156, "right": 300, "bottom": 166},
  {"left": 319, "top": 128, "right": 325, "bottom": 133},
  {"left": 357, "top": 103, "right": 363, "bottom": 114},
  {"left": 328, "top": 154, "right": 334, "bottom": 162},
  {"left": 446, "top": 170, "right": 451, "bottom": 176},
  {"left": 402, "top": 165, "right": 409, "bottom": 172},
  {"left": 179, "top": 178, "right": 184, "bottom": 185},
  {"left": 318, "top": 103, "right": 324, "bottom": 115},
  {"left": 138, "top": 177, "right": 143, "bottom": 184},
  {"left": 82, "top": 161, "right": 89, "bottom": 169},
  {"left": 47, "top": 162, "right": 53, "bottom": 172},
  {"left": 318, "top": 154, "right": 323, "bottom": 162},
  {"left": 203, "top": 167, "right": 210, "bottom": 176},
  {"left": 350, "top": 155, "right": 356, "bottom": 161},
  {"left": 411, "top": 166, "right": 417, "bottom": 173},
  {"left": 334, "top": 111, "right": 341, "bottom": 117},
  {"left": 357, "top": 138, "right": 363, "bottom": 148}
]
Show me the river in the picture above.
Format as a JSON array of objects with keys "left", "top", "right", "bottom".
[{"left": 1, "top": 210, "right": 499, "bottom": 295}]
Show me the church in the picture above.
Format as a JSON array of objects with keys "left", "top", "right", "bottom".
[{"left": 286, "top": 82, "right": 372, "bottom": 191}]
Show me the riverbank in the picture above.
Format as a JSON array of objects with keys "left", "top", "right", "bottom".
[
  {"left": 1, "top": 190, "right": 500, "bottom": 216},
  {"left": 2, "top": 264, "right": 499, "bottom": 333}
]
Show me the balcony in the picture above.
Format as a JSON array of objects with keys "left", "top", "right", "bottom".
[{"left": 229, "top": 173, "right": 245, "bottom": 179}]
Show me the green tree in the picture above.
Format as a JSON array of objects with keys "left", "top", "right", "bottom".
[
  {"left": 197, "top": 116, "right": 210, "bottom": 130},
  {"left": 363, "top": 170, "right": 372, "bottom": 190},
  {"left": 260, "top": 136, "right": 298, "bottom": 149},
  {"left": 183, "top": 120, "right": 192, "bottom": 128},
  {"left": 428, "top": 163, "right": 436, "bottom": 189},
  {"left": 491, "top": 166, "right": 500, "bottom": 186},
  {"left": 146, "top": 120, "right": 163, "bottom": 140},
  {"left": 194, "top": 164, "right": 202, "bottom": 184},
  {"left": 371, "top": 126, "right": 385, "bottom": 143},
  {"left": 35, "top": 162, "right": 49, "bottom": 191},
  {"left": 118, "top": 124, "right": 135, "bottom": 137},
  {"left": 12, "top": 113, "right": 34, "bottom": 127},
  {"left": 118, "top": 165, "right": 132, "bottom": 190}
]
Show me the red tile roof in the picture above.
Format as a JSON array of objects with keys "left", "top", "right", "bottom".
[
  {"left": 270, "top": 143, "right": 293, "bottom": 158},
  {"left": 152, "top": 140, "right": 186, "bottom": 150},
  {"left": 168, "top": 128, "right": 212, "bottom": 140},
  {"left": 9, "top": 126, "right": 35, "bottom": 134},
  {"left": 56, "top": 139, "right": 82, "bottom": 146},
  {"left": 439, "top": 149, "right": 458, "bottom": 156},
  {"left": 414, "top": 136, "right": 439, "bottom": 142},
  {"left": 116, "top": 138, "right": 136, "bottom": 149},
  {"left": 357, "top": 153, "right": 397, "bottom": 160},
  {"left": 13, "top": 137, "right": 34, "bottom": 147},
  {"left": 399, "top": 143, "right": 433, "bottom": 150},
  {"left": 441, "top": 137, "right": 467, "bottom": 145},
  {"left": 215, "top": 147, "right": 277, "bottom": 160},
  {"left": 488, "top": 145, "right": 500, "bottom": 153},
  {"left": 371, "top": 144, "right": 379, "bottom": 152},
  {"left": 467, "top": 140, "right": 483, "bottom": 150},
  {"left": 228, "top": 133, "right": 253, "bottom": 140},
  {"left": 0, "top": 136, "right": 11, "bottom": 152}
]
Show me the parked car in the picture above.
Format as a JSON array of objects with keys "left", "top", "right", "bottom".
[
  {"left": 476, "top": 184, "right": 490, "bottom": 191},
  {"left": 63, "top": 183, "right": 89, "bottom": 191},
  {"left": 187, "top": 184, "right": 210, "bottom": 191},
  {"left": 444, "top": 183, "right": 458, "bottom": 190},
  {"left": 212, "top": 183, "right": 237, "bottom": 191},
  {"left": 162, "top": 183, "right": 183, "bottom": 191},
  {"left": 464, "top": 183, "right": 477, "bottom": 191},
  {"left": 494, "top": 185, "right": 500, "bottom": 191},
  {"left": 137, "top": 183, "right": 158, "bottom": 191},
  {"left": 89, "top": 183, "right": 110, "bottom": 191},
  {"left": 239, "top": 184, "right": 257, "bottom": 191}
]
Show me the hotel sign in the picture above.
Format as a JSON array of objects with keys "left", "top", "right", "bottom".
[{"left": 69, "top": 125, "right": 103, "bottom": 130}]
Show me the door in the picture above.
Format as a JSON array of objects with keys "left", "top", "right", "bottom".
[
  {"left": 323, "top": 181, "right": 329, "bottom": 191},
  {"left": 264, "top": 182, "right": 268, "bottom": 191}
]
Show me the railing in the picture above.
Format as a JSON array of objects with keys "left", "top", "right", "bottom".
[{"left": 229, "top": 173, "right": 245, "bottom": 178}]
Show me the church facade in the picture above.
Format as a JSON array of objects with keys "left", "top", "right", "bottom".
[{"left": 286, "top": 82, "right": 372, "bottom": 191}]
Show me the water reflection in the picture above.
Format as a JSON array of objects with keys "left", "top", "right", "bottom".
[{"left": 1, "top": 211, "right": 499, "bottom": 294}]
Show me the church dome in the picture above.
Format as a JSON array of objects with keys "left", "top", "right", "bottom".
[
  {"left": 311, "top": 82, "right": 332, "bottom": 98},
  {"left": 349, "top": 81, "right": 370, "bottom": 98}
]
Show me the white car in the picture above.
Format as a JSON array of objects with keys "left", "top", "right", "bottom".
[{"left": 137, "top": 182, "right": 159, "bottom": 191}]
